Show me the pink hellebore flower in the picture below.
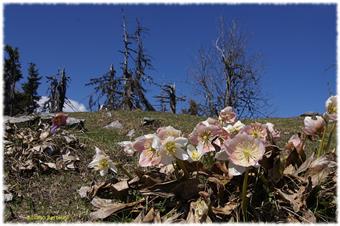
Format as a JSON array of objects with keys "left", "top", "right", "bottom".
[
  {"left": 265, "top": 122, "right": 280, "bottom": 140},
  {"left": 202, "top": 117, "right": 220, "bottom": 126},
  {"left": 216, "top": 133, "right": 265, "bottom": 176},
  {"left": 303, "top": 116, "right": 325, "bottom": 136},
  {"left": 219, "top": 106, "right": 237, "bottom": 125},
  {"left": 132, "top": 134, "right": 162, "bottom": 167},
  {"left": 325, "top": 95, "right": 337, "bottom": 121},
  {"left": 159, "top": 136, "right": 189, "bottom": 165},
  {"left": 189, "top": 124, "right": 219, "bottom": 153},
  {"left": 88, "top": 147, "right": 117, "bottom": 176},
  {"left": 189, "top": 119, "right": 229, "bottom": 152},
  {"left": 156, "top": 126, "right": 182, "bottom": 140},
  {"left": 240, "top": 122, "right": 268, "bottom": 142},
  {"left": 286, "top": 134, "right": 305, "bottom": 154}
]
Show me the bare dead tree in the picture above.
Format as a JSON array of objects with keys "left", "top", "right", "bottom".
[
  {"left": 43, "top": 68, "right": 70, "bottom": 113},
  {"left": 86, "top": 64, "right": 123, "bottom": 111},
  {"left": 155, "top": 83, "right": 185, "bottom": 114},
  {"left": 190, "top": 19, "right": 269, "bottom": 119},
  {"left": 132, "top": 18, "right": 155, "bottom": 111},
  {"left": 121, "top": 14, "right": 134, "bottom": 110}
]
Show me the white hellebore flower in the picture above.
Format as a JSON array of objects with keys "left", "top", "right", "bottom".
[
  {"left": 325, "top": 95, "right": 337, "bottom": 121},
  {"left": 187, "top": 144, "right": 205, "bottom": 162},
  {"left": 224, "top": 120, "right": 245, "bottom": 134},
  {"left": 160, "top": 136, "right": 189, "bottom": 165},
  {"left": 88, "top": 147, "right": 117, "bottom": 176}
]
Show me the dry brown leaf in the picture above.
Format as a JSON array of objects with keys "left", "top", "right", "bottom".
[
  {"left": 276, "top": 185, "right": 307, "bottom": 212},
  {"left": 142, "top": 207, "right": 155, "bottom": 223},
  {"left": 154, "top": 210, "right": 161, "bottom": 223},
  {"left": 133, "top": 211, "right": 144, "bottom": 223},
  {"left": 112, "top": 180, "right": 129, "bottom": 192},
  {"left": 39, "top": 131, "right": 50, "bottom": 141},
  {"left": 283, "top": 164, "right": 296, "bottom": 175},
  {"left": 300, "top": 209, "right": 316, "bottom": 223},
  {"left": 212, "top": 199, "right": 239, "bottom": 216},
  {"left": 294, "top": 153, "right": 315, "bottom": 176},
  {"left": 128, "top": 176, "right": 140, "bottom": 187},
  {"left": 90, "top": 197, "right": 144, "bottom": 220},
  {"left": 44, "top": 162, "right": 57, "bottom": 169},
  {"left": 4, "top": 193, "right": 13, "bottom": 202},
  {"left": 161, "top": 208, "right": 183, "bottom": 223},
  {"left": 186, "top": 198, "right": 211, "bottom": 223},
  {"left": 78, "top": 186, "right": 91, "bottom": 198},
  {"left": 159, "top": 164, "right": 175, "bottom": 175}
]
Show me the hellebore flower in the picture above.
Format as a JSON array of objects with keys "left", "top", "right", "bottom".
[
  {"left": 159, "top": 136, "right": 189, "bottom": 165},
  {"left": 286, "top": 134, "right": 305, "bottom": 154},
  {"left": 224, "top": 120, "right": 245, "bottom": 135},
  {"left": 88, "top": 147, "right": 117, "bottom": 176},
  {"left": 132, "top": 134, "right": 159, "bottom": 153},
  {"left": 156, "top": 126, "right": 182, "bottom": 140},
  {"left": 303, "top": 116, "right": 325, "bottom": 136},
  {"left": 325, "top": 95, "right": 337, "bottom": 121},
  {"left": 216, "top": 133, "right": 265, "bottom": 176},
  {"left": 265, "top": 122, "right": 280, "bottom": 140},
  {"left": 189, "top": 121, "right": 229, "bottom": 153},
  {"left": 187, "top": 144, "right": 205, "bottom": 162},
  {"left": 219, "top": 106, "right": 237, "bottom": 125},
  {"left": 133, "top": 134, "right": 162, "bottom": 167},
  {"left": 240, "top": 122, "right": 268, "bottom": 142},
  {"left": 117, "top": 141, "right": 135, "bottom": 156},
  {"left": 51, "top": 112, "right": 68, "bottom": 134}
]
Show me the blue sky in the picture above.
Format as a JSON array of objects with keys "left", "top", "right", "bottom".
[{"left": 4, "top": 4, "right": 336, "bottom": 117}]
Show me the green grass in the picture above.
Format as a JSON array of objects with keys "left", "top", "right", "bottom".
[{"left": 4, "top": 110, "right": 336, "bottom": 222}]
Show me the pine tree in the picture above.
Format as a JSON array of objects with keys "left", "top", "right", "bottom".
[
  {"left": 4, "top": 45, "right": 23, "bottom": 116},
  {"left": 22, "top": 63, "right": 42, "bottom": 114}
]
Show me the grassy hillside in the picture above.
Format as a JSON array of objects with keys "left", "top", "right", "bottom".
[{"left": 4, "top": 110, "right": 335, "bottom": 222}]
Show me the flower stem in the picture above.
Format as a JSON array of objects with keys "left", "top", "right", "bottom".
[
  {"left": 241, "top": 168, "right": 249, "bottom": 222},
  {"left": 317, "top": 124, "right": 328, "bottom": 158},
  {"left": 325, "top": 122, "right": 336, "bottom": 154},
  {"left": 116, "top": 163, "right": 133, "bottom": 179},
  {"left": 176, "top": 159, "right": 189, "bottom": 178}
]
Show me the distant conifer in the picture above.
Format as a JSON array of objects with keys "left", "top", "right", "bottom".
[{"left": 22, "top": 63, "right": 42, "bottom": 114}]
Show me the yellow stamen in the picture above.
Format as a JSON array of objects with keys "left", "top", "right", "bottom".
[
  {"left": 99, "top": 158, "right": 109, "bottom": 169},
  {"left": 165, "top": 141, "right": 176, "bottom": 154},
  {"left": 201, "top": 131, "right": 211, "bottom": 143},
  {"left": 191, "top": 150, "right": 200, "bottom": 161},
  {"left": 328, "top": 103, "right": 336, "bottom": 114}
]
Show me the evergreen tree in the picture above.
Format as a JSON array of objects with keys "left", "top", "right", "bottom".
[
  {"left": 22, "top": 63, "right": 42, "bottom": 114},
  {"left": 4, "top": 45, "right": 23, "bottom": 116}
]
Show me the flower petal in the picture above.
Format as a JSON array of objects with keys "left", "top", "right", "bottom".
[{"left": 228, "top": 161, "right": 246, "bottom": 177}]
